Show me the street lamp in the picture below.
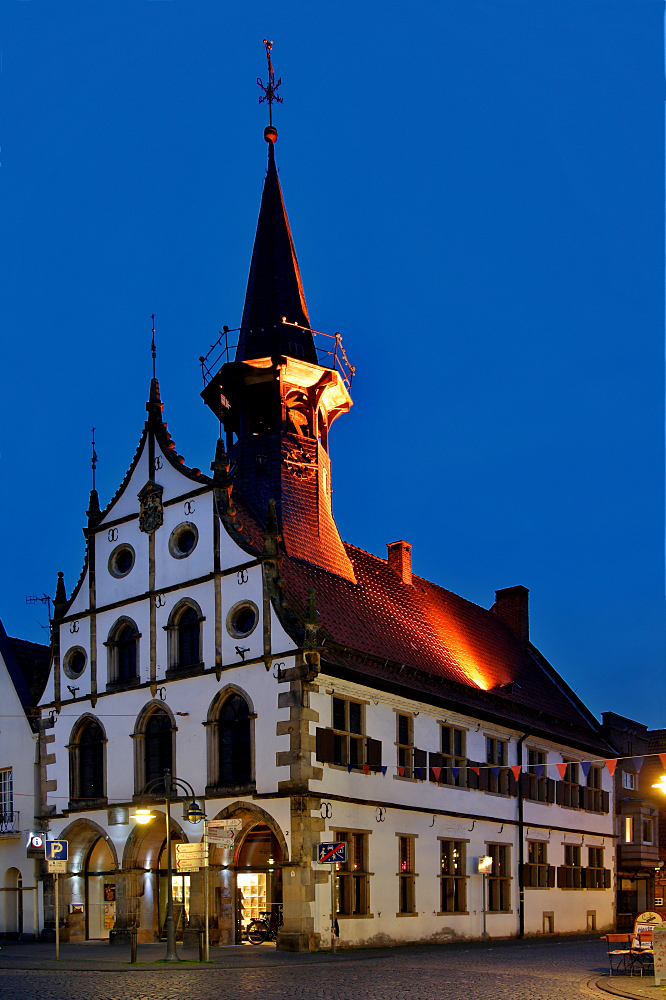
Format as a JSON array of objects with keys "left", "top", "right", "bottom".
[
  {"left": 653, "top": 775, "right": 666, "bottom": 794},
  {"left": 130, "top": 769, "right": 204, "bottom": 962}
]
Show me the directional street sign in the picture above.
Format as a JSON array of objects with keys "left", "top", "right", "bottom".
[
  {"left": 207, "top": 818, "right": 241, "bottom": 846},
  {"left": 45, "top": 840, "right": 68, "bottom": 862},
  {"left": 175, "top": 843, "right": 208, "bottom": 870},
  {"left": 208, "top": 819, "right": 242, "bottom": 829},
  {"left": 317, "top": 842, "right": 347, "bottom": 864}
]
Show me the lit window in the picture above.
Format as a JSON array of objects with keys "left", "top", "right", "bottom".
[{"left": 625, "top": 817, "right": 634, "bottom": 843}]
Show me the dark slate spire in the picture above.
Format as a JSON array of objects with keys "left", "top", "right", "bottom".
[{"left": 236, "top": 131, "right": 317, "bottom": 364}]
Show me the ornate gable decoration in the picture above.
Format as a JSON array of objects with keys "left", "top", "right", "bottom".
[{"left": 137, "top": 480, "right": 164, "bottom": 534}]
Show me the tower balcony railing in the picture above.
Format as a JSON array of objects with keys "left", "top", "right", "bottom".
[
  {"left": 0, "top": 811, "right": 20, "bottom": 836},
  {"left": 199, "top": 321, "right": 355, "bottom": 393}
]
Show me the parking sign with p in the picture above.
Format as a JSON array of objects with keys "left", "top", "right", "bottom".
[{"left": 46, "top": 840, "right": 68, "bottom": 862}]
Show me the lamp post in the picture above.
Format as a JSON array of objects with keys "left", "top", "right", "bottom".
[{"left": 131, "top": 768, "right": 204, "bottom": 963}]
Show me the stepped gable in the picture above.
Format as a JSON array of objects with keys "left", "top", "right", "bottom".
[{"left": 275, "top": 541, "right": 611, "bottom": 753}]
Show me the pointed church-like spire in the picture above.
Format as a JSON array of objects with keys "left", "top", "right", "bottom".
[{"left": 236, "top": 46, "right": 317, "bottom": 365}]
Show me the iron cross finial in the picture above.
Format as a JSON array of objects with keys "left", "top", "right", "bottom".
[
  {"left": 257, "top": 39, "right": 282, "bottom": 126},
  {"left": 151, "top": 313, "right": 157, "bottom": 380},
  {"left": 91, "top": 427, "right": 98, "bottom": 492}
]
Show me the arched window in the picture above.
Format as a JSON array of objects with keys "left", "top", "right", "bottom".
[
  {"left": 106, "top": 618, "right": 140, "bottom": 688},
  {"left": 219, "top": 695, "right": 251, "bottom": 786},
  {"left": 178, "top": 607, "right": 200, "bottom": 667},
  {"left": 70, "top": 717, "right": 106, "bottom": 804},
  {"left": 145, "top": 709, "right": 173, "bottom": 791}
]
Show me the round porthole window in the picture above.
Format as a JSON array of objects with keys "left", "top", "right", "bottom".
[
  {"left": 226, "top": 601, "right": 259, "bottom": 639},
  {"left": 63, "top": 646, "right": 87, "bottom": 679},
  {"left": 109, "top": 544, "right": 135, "bottom": 578},
  {"left": 169, "top": 522, "right": 199, "bottom": 559}
]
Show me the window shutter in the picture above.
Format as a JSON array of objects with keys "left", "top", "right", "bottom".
[
  {"left": 467, "top": 761, "right": 480, "bottom": 790},
  {"left": 545, "top": 778, "right": 555, "bottom": 803},
  {"left": 507, "top": 769, "right": 519, "bottom": 796},
  {"left": 580, "top": 867, "right": 587, "bottom": 889},
  {"left": 573, "top": 866, "right": 582, "bottom": 889},
  {"left": 478, "top": 763, "right": 489, "bottom": 792},
  {"left": 604, "top": 868, "right": 611, "bottom": 889},
  {"left": 522, "top": 863, "right": 533, "bottom": 887},
  {"left": 316, "top": 727, "right": 335, "bottom": 764},
  {"left": 556, "top": 780, "right": 566, "bottom": 805},
  {"left": 556, "top": 866, "right": 567, "bottom": 888},
  {"left": 578, "top": 785, "right": 588, "bottom": 810},
  {"left": 413, "top": 748, "right": 427, "bottom": 772},
  {"left": 548, "top": 865, "right": 556, "bottom": 888},
  {"left": 601, "top": 789, "right": 610, "bottom": 813},
  {"left": 366, "top": 737, "right": 382, "bottom": 770},
  {"left": 429, "top": 752, "right": 444, "bottom": 782},
  {"left": 520, "top": 772, "right": 532, "bottom": 799}
]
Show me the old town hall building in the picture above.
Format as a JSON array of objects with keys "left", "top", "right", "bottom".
[{"left": 35, "top": 117, "right": 617, "bottom": 951}]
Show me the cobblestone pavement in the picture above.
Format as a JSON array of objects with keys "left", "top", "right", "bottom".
[{"left": 0, "top": 937, "right": 655, "bottom": 1000}]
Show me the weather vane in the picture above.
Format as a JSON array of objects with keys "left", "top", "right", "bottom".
[{"left": 257, "top": 39, "right": 282, "bottom": 127}]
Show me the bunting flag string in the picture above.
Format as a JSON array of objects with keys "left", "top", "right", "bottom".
[
  {"left": 336, "top": 751, "right": 666, "bottom": 777},
  {"left": 605, "top": 759, "right": 618, "bottom": 777}
]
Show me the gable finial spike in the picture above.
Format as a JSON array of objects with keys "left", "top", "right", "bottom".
[
  {"left": 91, "top": 426, "right": 97, "bottom": 492},
  {"left": 151, "top": 314, "right": 157, "bottom": 380},
  {"left": 258, "top": 38, "right": 282, "bottom": 141}
]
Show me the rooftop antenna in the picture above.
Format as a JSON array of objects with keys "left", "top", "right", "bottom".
[
  {"left": 151, "top": 314, "right": 157, "bottom": 380},
  {"left": 25, "top": 593, "right": 52, "bottom": 632},
  {"left": 257, "top": 39, "right": 282, "bottom": 128},
  {"left": 91, "top": 427, "right": 98, "bottom": 493}
]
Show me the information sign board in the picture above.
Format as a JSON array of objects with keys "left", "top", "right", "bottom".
[
  {"left": 477, "top": 856, "right": 493, "bottom": 875},
  {"left": 654, "top": 925, "right": 666, "bottom": 985},
  {"left": 47, "top": 860, "right": 67, "bottom": 873}
]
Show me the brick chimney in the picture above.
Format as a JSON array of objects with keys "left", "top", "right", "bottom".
[
  {"left": 493, "top": 585, "right": 529, "bottom": 642},
  {"left": 387, "top": 541, "right": 412, "bottom": 585}
]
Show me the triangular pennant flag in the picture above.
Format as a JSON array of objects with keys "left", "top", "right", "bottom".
[
  {"left": 347, "top": 764, "right": 353, "bottom": 773},
  {"left": 381, "top": 766, "right": 387, "bottom": 776},
  {"left": 580, "top": 761, "right": 591, "bottom": 779},
  {"left": 605, "top": 759, "right": 618, "bottom": 777},
  {"left": 534, "top": 764, "right": 545, "bottom": 780},
  {"left": 431, "top": 767, "right": 442, "bottom": 783},
  {"left": 397, "top": 766, "right": 405, "bottom": 778},
  {"left": 511, "top": 765, "right": 522, "bottom": 781},
  {"left": 416, "top": 767, "right": 425, "bottom": 780},
  {"left": 660, "top": 754, "right": 666, "bottom": 769},
  {"left": 633, "top": 757, "right": 644, "bottom": 773},
  {"left": 363, "top": 764, "right": 370, "bottom": 775},
  {"left": 470, "top": 765, "right": 480, "bottom": 776},
  {"left": 451, "top": 767, "right": 460, "bottom": 781},
  {"left": 556, "top": 762, "right": 568, "bottom": 779},
  {"left": 492, "top": 767, "right": 501, "bottom": 779}
]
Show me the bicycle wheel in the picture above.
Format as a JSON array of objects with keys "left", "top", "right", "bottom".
[{"left": 247, "top": 920, "right": 268, "bottom": 945}]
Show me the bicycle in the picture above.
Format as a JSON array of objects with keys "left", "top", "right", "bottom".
[{"left": 247, "top": 906, "right": 283, "bottom": 945}]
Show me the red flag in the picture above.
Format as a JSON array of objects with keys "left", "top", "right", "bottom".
[
  {"left": 363, "top": 764, "right": 370, "bottom": 775},
  {"left": 605, "top": 759, "right": 618, "bottom": 777},
  {"left": 556, "top": 762, "right": 568, "bottom": 780},
  {"left": 432, "top": 767, "right": 442, "bottom": 782},
  {"left": 660, "top": 754, "right": 666, "bottom": 769},
  {"left": 470, "top": 766, "right": 480, "bottom": 776},
  {"left": 511, "top": 765, "right": 521, "bottom": 782},
  {"left": 397, "top": 766, "right": 405, "bottom": 777}
]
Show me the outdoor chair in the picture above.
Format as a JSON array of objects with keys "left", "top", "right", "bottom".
[
  {"left": 603, "top": 934, "right": 631, "bottom": 975},
  {"left": 630, "top": 930, "right": 654, "bottom": 976}
]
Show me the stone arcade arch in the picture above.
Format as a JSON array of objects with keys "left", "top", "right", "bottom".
[
  {"left": 207, "top": 802, "right": 289, "bottom": 946},
  {"left": 55, "top": 819, "right": 119, "bottom": 941},
  {"left": 122, "top": 810, "right": 190, "bottom": 943}
]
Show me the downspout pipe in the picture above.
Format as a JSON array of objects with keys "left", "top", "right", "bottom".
[{"left": 517, "top": 732, "right": 529, "bottom": 939}]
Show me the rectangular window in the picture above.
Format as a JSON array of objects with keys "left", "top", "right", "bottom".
[
  {"left": 335, "top": 831, "right": 370, "bottom": 916},
  {"left": 486, "top": 738, "right": 509, "bottom": 794},
  {"left": 487, "top": 844, "right": 511, "bottom": 911},
  {"left": 525, "top": 841, "right": 550, "bottom": 887},
  {"left": 440, "top": 726, "right": 466, "bottom": 786},
  {"left": 587, "top": 847, "right": 605, "bottom": 889},
  {"left": 622, "top": 771, "right": 636, "bottom": 791},
  {"left": 643, "top": 818, "right": 654, "bottom": 844},
  {"left": 0, "top": 769, "right": 13, "bottom": 822},
  {"left": 625, "top": 816, "right": 634, "bottom": 844},
  {"left": 440, "top": 840, "right": 467, "bottom": 913},
  {"left": 558, "top": 760, "right": 580, "bottom": 807},
  {"left": 332, "top": 698, "right": 365, "bottom": 768},
  {"left": 586, "top": 766, "right": 603, "bottom": 812},
  {"left": 396, "top": 714, "right": 413, "bottom": 778},
  {"left": 398, "top": 836, "right": 416, "bottom": 914},
  {"left": 558, "top": 844, "right": 585, "bottom": 888}
]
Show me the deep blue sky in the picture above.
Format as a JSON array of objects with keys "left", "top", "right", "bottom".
[{"left": 1, "top": 3, "right": 663, "bottom": 727}]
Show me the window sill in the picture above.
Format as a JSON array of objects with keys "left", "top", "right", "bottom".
[
  {"left": 437, "top": 911, "right": 469, "bottom": 916},
  {"left": 336, "top": 913, "right": 374, "bottom": 920},
  {"left": 166, "top": 662, "right": 205, "bottom": 680},
  {"left": 396, "top": 912, "right": 418, "bottom": 918},
  {"left": 205, "top": 782, "right": 256, "bottom": 798},
  {"left": 106, "top": 677, "right": 141, "bottom": 692},
  {"left": 393, "top": 774, "right": 424, "bottom": 784},
  {"left": 68, "top": 798, "right": 108, "bottom": 811},
  {"left": 487, "top": 909, "right": 514, "bottom": 914},
  {"left": 524, "top": 886, "right": 553, "bottom": 890}
]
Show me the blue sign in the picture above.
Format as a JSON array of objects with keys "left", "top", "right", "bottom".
[
  {"left": 45, "top": 840, "right": 68, "bottom": 861},
  {"left": 317, "top": 842, "right": 347, "bottom": 864}
]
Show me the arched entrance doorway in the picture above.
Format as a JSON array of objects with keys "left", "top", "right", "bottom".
[
  {"left": 122, "top": 811, "right": 189, "bottom": 943},
  {"left": 55, "top": 820, "right": 119, "bottom": 941},
  {"left": 208, "top": 804, "right": 288, "bottom": 946},
  {"left": 3, "top": 868, "right": 22, "bottom": 937}
]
